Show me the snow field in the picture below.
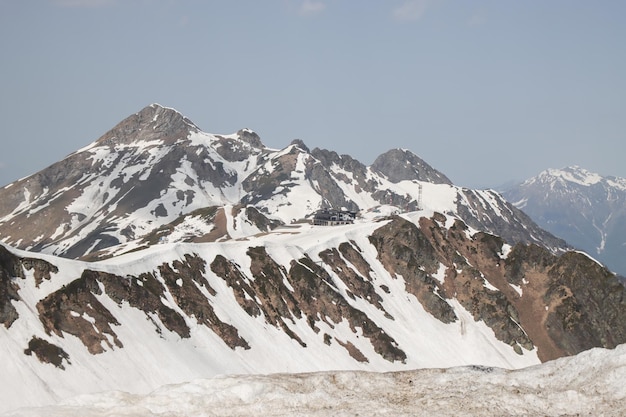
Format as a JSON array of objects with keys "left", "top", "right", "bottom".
[{"left": 4, "top": 344, "right": 625, "bottom": 417}]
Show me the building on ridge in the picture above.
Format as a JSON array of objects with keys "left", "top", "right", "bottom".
[{"left": 313, "top": 209, "right": 357, "bottom": 226}]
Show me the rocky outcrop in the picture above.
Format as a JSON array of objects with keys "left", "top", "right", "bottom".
[
  {"left": 371, "top": 148, "right": 452, "bottom": 184},
  {"left": 95, "top": 104, "right": 199, "bottom": 146},
  {"left": 211, "top": 248, "right": 407, "bottom": 363},
  {"left": 503, "top": 245, "right": 626, "bottom": 360},
  {"left": 24, "top": 336, "right": 70, "bottom": 369},
  {"left": 157, "top": 254, "right": 249, "bottom": 349},
  {"left": 0, "top": 245, "right": 59, "bottom": 328},
  {"left": 456, "top": 189, "right": 569, "bottom": 253},
  {"left": 369, "top": 216, "right": 458, "bottom": 325},
  {"left": 35, "top": 254, "right": 252, "bottom": 354},
  {"left": 37, "top": 273, "right": 124, "bottom": 354},
  {"left": 214, "top": 129, "right": 265, "bottom": 162},
  {"left": 367, "top": 214, "right": 626, "bottom": 360},
  {"left": 0, "top": 246, "right": 22, "bottom": 328}
]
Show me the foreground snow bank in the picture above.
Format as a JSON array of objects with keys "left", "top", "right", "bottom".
[{"left": 5, "top": 344, "right": 626, "bottom": 417}]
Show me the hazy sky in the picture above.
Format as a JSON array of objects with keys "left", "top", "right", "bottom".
[{"left": 1, "top": 0, "right": 625, "bottom": 189}]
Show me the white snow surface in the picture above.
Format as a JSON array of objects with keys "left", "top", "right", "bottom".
[
  {"left": 4, "top": 343, "right": 625, "bottom": 417},
  {"left": 0, "top": 212, "right": 545, "bottom": 414},
  {"left": 525, "top": 165, "right": 626, "bottom": 191}
]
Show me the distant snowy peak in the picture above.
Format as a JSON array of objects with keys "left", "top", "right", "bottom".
[
  {"left": 503, "top": 166, "right": 626, "bottom": 276},
  {"left": 524, "top": 166, "right": 626, "bottom": 190}
]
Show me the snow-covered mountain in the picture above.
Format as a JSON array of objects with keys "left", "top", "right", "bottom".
[
  {"left": 503, "top": 166, "right": 626, "bottom": 277},
  {"left": 5, "top": 343, "right": 625, "bottom": 417},
  {"left": 0, "top": 104, "right": 565, "bottom": 261},
  {"left": 1, "top": 105, "right": 625, "bottom": 414},
  {"left": 2, "top": 209, "right": 625, "bottom": 413}
]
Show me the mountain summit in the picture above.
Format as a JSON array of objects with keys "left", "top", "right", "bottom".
[
  {"left": 503, "top": 166, "right": 626, "bottom": 276},
  {"left": 370, "top": 148, "right": 452, "bottom": 184},
  {"left": 95, "top": 103, "right": 201, "bottom": 146},
  {"left": 0, "top": 105, "right": 564, "bottom": 260}
]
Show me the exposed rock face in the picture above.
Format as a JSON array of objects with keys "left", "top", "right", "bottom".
[
  {"left": 35, "top": 255, "right": 252, "bottom": 354},
  {"left": 455, "top": 188, "right": 568, "bottom": 253},
  {"left": 305, "top": 154, "right": 361, "bottom": 211},
  {"left": 214, "top": 129, "right": 265, "bottom": 162},
  {"left": 24, "top": 336, "right": 70, "bottom": 369},
  {"left": 95, "top": 104, "right": 200, "bottom": 147},
  {"left": 367, "top": 214, "right": 626, "bottom": 361},
  {"left": 504, "top": 246, "right": 626, "bottom": 360},
  {"left": 157, "top": 254, "right": 249, "bottom": 349},
  {"left": 371, "top": 148, "right": 452, "bottom": 184},
  {"left": 369, "top": 217, "right": 458, "bottom": 325},
  {"left": 241, "top": 146, "right": 302, "bottom": 206},
  {"left": 0, "top": 245, "right": 59, "bottom": 328},
  {"left": 37, "top": 272, "right": 125, "bottom": 354},
  {"left": 0, "top": 246, "right": 21, "bottom": 328},
  {"left": 211, "top": 248, "right": 407, "bottom": 362}
]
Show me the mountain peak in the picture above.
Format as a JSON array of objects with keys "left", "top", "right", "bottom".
[
  {"left": 371, "top": 148, "right": 451, "bottom": 185},
  {"left": 235, "top": 128, "right": 264, "bottom": 148},
  {"left": 504, "top": 165, "right": 626, "bottom": 275},
  {"left": 531, "top": 166, "right": 603, "bottom": 188},
  {"left": 95, "top": 104, "right": 200, "bottom": 146}
]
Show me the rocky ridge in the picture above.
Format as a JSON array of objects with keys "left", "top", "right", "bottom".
[
  {"left": 0, "top": 104, "right": 566, "bottom": 261},
  {"left": 1, "top": 210, "right": 625, "bottom": 411}
]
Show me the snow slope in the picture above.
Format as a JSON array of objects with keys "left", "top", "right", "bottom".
[
  {"left": 0, "top": 210, "right": 550, "bottom": 414},
  {"left": 4, "top": 343, "right": 625, "bottom": 417}
]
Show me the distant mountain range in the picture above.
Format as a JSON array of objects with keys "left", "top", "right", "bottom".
[
  {"left": 503, "top": 166, "right": 626, "bottom": 277},
  {"left": 0, "top": 104, "right": 624, "bottom": 413}
]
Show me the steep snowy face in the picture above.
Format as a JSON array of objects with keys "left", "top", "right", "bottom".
[
  {"left": 1, "top": 211, "right": 625, "bottom": 413},
  {"left": 503, "top": 166, "right": 626, "bottom": 276},
  {"left": 0, "top": 104, "right": 566, "bottom": 260}
]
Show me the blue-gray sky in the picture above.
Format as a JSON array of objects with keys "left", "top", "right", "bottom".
[{"left": 1, "top": 0, "right": 625, "bottom": 189}]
